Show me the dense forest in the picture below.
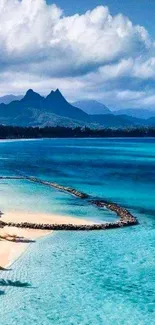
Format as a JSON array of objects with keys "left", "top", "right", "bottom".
[{"left": 0, "top": 125, "right": 155, "bottom": 139}]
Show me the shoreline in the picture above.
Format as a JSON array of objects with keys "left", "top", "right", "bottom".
[
  {"left": 5, "top": 229, "right": 54, "bottom": 270},
  {"left": 0, "top": 211, "right": 93, "bottom": 269},
  {"left": 0, "top": 176, "right": 138, "bottom": 269},
  {"left": 0, "top": 226, "right": 52, "bottom": 269},
  {"left": 0, "top": 137, "right": 155, "bottom": 143}
]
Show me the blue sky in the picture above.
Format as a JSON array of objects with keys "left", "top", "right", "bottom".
[{"left": 1, "top": 0, "right": 155, "bottom": 109}]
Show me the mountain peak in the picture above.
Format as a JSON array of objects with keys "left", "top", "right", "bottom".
[
  {"left": 55, "top": 88, "right": 61, "bottom": 94},
  {"left": 54, "top": 88, "right": 64, "bottom": 97},
  {"left": 25, "top": 89, "right": 40, "bottom": 97},
  {"left": 73, "top": 99, "right": 111, "bottom": 115},
  {"left": 44, "top": 89, "right": 88, "bottom": 121},
  {"left": 21, "top": 89, "right": 44, "bottom": 109},
  {"left": 26, "top": 88, "right": 34, "bottom": 94},
  {"left": 54, "top": 89, "right": 67, "bottom": 102},
  {"left": 49, "top": 90, "right": 54, "bottom": 95},
  {"left": 46, "top": 89, "right": 65, "bottom": 102},
  {"left": 23, "top": 89, "right": 43, "bottom": 102}
]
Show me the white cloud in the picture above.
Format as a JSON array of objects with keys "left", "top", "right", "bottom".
[
  {"left": 0, "top": 2, "right": 150, "bottom": 67},
  {"left": 0, "top": 0, "right": 155, "bottom": 108}
]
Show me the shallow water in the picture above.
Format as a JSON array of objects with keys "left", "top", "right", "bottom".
[{"left": 0, "top": 138, "right": 155, "bottom": 324}]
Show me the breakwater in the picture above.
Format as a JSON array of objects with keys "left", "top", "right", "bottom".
[
  {"left": 0, "top": 176, "right": 89, "bottom": 199},
  {"left": 25, "top": 176, "right": 89, "bottom": 199},
  {"left": 0, "top": 176, "right": 25, "bottom": 180},
  {"left": 0, "top": 175, "right": 138, "bottom": 230},
  {"left": 90, "top": 200, "right": 136, "bottom": 224},
  {"left": 4, "top": 218, "right": 137, "bottom": 230}
]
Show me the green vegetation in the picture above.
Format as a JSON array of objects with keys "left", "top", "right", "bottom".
[{"left": 0, "top": 125, "right": 155, "bottom": 138}]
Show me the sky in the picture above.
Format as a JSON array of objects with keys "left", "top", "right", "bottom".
[{"left": 1, "top": 0, "right": 155, "bottom": 109}]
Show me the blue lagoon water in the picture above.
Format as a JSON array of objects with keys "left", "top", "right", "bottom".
[{"left": 0, "top": 138, "right": 155, "bottom": 324}]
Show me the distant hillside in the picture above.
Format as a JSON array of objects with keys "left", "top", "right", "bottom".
[
  {"left": 0, "top": 94, "right": 23, "bottom": 104},
  {"left": 114, "top": 108, "right": 155, "bottom": 119},
  {"left": 89, "top": 114, "right": 148, "bottom": 128},
  {"left": 1, "top": 89, "right": 155, "bottom": 128},
  {"left": 73, "top": 99, "right": 111, "bottom": 115},
  {"left": 0, "top": 89, "right": 92, "bottom": 128},
  {"left": 147, "top": 117, "right": 155, "bottom": 125}
]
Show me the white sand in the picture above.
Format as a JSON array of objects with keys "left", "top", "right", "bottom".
[{"left": 0, "top": 211, "right": 93, "bottom": 268}]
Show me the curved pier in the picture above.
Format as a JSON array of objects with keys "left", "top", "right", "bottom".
[{"left": 0, "top": 175, "right": 138, "bottom": 230}]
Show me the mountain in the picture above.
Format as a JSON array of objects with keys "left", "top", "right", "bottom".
[
  {"left": 45, "top": 89, "right": 88, "bottom": 121},
  {"left": 0, "top": 94, "right": 23, "bottom": 104},
  {"left": 0, "top": 88, "right": 155, "bottom": 128},
  {"left": 147, "top": 117, "right": 155, "bottom": 125},
  {"left": 90, "top": 114, "right": 148, "bottom": 128},
  {"left": 73, "top": 99, "right": 111, "bottom": 115},
  {"left": 21, "top": 89, "right": 43, "bottom": 108},
  {"left": 113, "top": 108, "right": 155, "bottom": 119},
  {"left": 0, "top": 89, "right": 89, "bottom": 127}
]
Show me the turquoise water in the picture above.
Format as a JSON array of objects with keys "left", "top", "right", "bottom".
[{"left": 0, "top": 138, "right": 155, "bottom": 324}]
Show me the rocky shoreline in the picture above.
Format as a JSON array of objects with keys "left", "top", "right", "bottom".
[{"left": 0, "top": 175, "right": 138, "bottom": 231}]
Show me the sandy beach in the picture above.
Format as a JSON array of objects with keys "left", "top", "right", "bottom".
[{"left": 0, "top": 211, "right": 93, "bottom": 268}]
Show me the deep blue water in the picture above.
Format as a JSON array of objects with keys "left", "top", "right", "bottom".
[{"left": 0, "top": 138, "right": 155, "bottom": 324}]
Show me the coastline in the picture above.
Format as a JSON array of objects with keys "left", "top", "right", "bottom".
[
  {"left": 0, "top": 226, "right": 52, "bottom": 268},
  {"left": 0, "top": 211, "right": 93, "bottom": 268}
]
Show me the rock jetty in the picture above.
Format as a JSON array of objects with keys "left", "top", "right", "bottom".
[
  {"left": 4, "top": 219, "right": 137, "bottom": 231},
  {"left": 0, "top": 175, "right": 89, "bottom": 198},
  {"left": 25, "top": 176, "right": 89, "bottom": 199},
  {"left": 0, "top": 176, "right": 25, "bottom": 180},
  {"left": 0, "top": 221, "right": 6, "bottom": 228},
  {"left": 0, "top": 175, "right": 138, "bottom": 231},
  {"left": 90, "top": 200, "right": 137, "bottom": 225}
]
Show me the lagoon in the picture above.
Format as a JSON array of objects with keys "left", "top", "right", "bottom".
[{"left": 0, "top": 138, "right": 155, "bottom": 324}]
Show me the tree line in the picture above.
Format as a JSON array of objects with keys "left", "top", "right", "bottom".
[{"left": 0, "top": 125, "right": 155, "bottom": 138}]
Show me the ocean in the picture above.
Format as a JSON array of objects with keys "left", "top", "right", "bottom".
[{"left": 0, "top": 138, "right": 155, "bottom": 324}]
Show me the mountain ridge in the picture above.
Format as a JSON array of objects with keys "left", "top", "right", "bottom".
[
  {"left": 0, "top": 89, "right": 90, "bottom": 127},
  {"left": 73, "top": 99, "right": 111, "bottom": 115},
  {"left": 113, "top": 108, "right": 155, "bottom": 119},
  {"left": 0, "top": 89, "right": 155, "bottom": 128},
  {"left": 0, "top": 94, "right": 23, "bottom": 104}
]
